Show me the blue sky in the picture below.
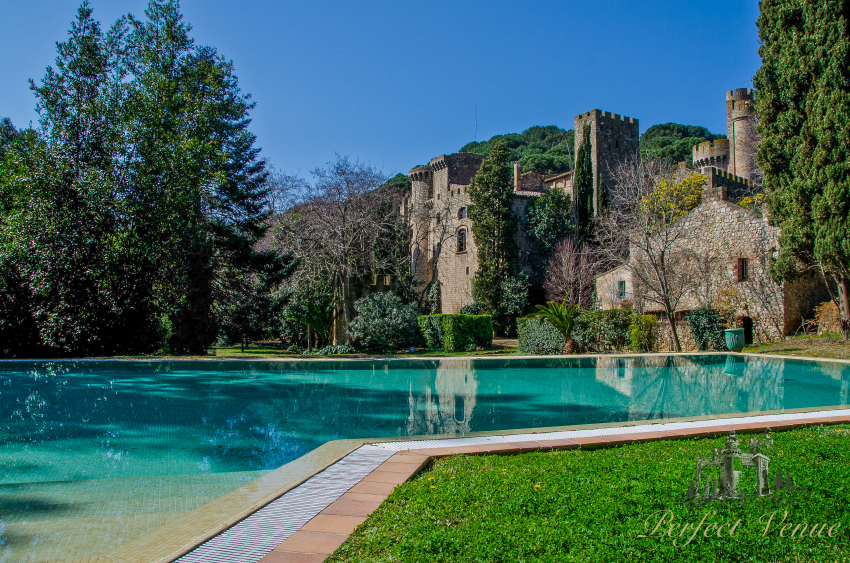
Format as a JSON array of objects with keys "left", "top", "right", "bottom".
[{"left": 0, "top": 1, "right": 761, "bottom": 177}]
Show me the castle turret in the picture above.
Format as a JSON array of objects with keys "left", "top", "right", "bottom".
[
  {"left": 408, "top": 166, "right": 434, "bottom": 288},
  {"left": 693, "top": 139, "right": 730, "bottom": 172},
  {"left": 726, "top": 89, "right": 758, "bottom": 182}
]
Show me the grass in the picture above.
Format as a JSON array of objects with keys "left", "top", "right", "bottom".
[
  {"left": 206, "top": 343, "right": 522, "bottom": 359},
  {"left": 744, "top": 334, "right": 850, "bottom": 361},
  {"left": 329, "top": 425, "right": 850, "bottom": 563}
]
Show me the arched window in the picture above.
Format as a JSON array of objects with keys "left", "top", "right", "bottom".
[
  {"left": 457, "top": 228, "right": 467, "bottom": 253},
  {"left": 457, "top": 206, "right": 468, "bottom": 219}
]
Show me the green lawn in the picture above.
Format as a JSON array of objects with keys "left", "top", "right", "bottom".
[
  {"left": 329, "top": 425, "right": 850, "bottom": 563},
  {"left": 745, "top": 334, "right": 850, "bottom": 361},
  {"left": 207, "top": 344, "right": 521, "bottom": 359}
]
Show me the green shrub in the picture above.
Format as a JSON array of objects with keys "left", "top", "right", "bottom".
[
  {"left": 684, "top": 307, "right": 727, "bottom": 351},
  {"left": 417, "top": 314, "right": 493, "bottom": 352},
  {"left": 460, "top": 303, "right": 481, "bottom": 315},
  {"left": 572, "top": 309, "right": 632, "bottom": 352},
  {"left": 629, "top": 314, "right": 657, "bottom": 352},
  {"left": 348, "top": 293, "right": 420, "bottom": 350},
  {"left": 517, "top": 317, "right": 565, "bottom": 355}
]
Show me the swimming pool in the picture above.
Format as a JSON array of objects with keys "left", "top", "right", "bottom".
[{"left": 1, "top": 355, "right": 848, "bottom": 562}]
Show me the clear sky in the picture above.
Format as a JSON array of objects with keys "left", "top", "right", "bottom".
[{"left": 0, "top": 0, "right": 762, "bottom": 178}]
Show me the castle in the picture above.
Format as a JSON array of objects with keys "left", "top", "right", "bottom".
[
  {"left": 402, "top": 108, "right": 643, "bottom": 313},
  {"left": 403, "top": 88, "right": 766, "bottom": 317}
]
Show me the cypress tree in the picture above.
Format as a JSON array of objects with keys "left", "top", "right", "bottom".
[
  {"left": 468, "top": 140, "right": 519, "bottom": 330},
  {"left": 755, "top": 0, "right": 850, "bottom": 337},
  {"left": 574, "top": 125, "right": 594, "bottom": 242}
]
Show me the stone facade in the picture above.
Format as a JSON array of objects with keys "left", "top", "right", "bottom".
[
  {"left": 406, "top": 153, "right": 484, "bottom": 313},
  {"left": 406, "top": 108, "right": 638, "bottom": 313},
  {"left": 595, "top": 168, "right": 827, "bottom": 343}
]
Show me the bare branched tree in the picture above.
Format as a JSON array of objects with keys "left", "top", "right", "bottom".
[
  {"left": 264, "top": 166, "right": 309, "bottom": 215},
  {"left": 544, "top": 237, "right": 599, "bottom": 309},
  {"left": 408, "top": 190, "right": 463, "bottom": 308},
  {"left": 270, "top": 155, "right": 393, "bottom": 344},
  {"left": 595, "top": 156, "right": 705, "bottom": 351}
]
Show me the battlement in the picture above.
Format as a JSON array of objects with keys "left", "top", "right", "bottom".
[
  {"left": 408, "top": 166, "right": 432, "bottom": 181},
  {"left": 693, "top": 139, "right": 730, "bottom": 166},
  {"left": 703, "top": 166, "right": 755, "bottom": 203},
  {"left": 727, "top": 88, "right": 754, "bottom": 102},
  {"left": 575, "top": 109, "right": 638, "bottom": 125}
]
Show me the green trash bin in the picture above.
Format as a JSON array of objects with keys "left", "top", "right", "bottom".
[{"left": 724, "top": 328, "right": 745, "bottom": 352}]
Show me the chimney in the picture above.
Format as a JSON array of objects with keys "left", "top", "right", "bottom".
[{"left": 514, "top": 162, "right": 521, "bottom": 192}]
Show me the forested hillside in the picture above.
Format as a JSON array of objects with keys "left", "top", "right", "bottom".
[
  {"left": 456, "top": 122, "right": 723, "bottom": 174},
  {"left": 639, "top": 123, "right": 725, "bottom": 165},
  {"left": 460, "top": 126, "right": 575, "bottom": 175}
]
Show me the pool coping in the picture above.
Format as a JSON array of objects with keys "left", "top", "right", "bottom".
[
  {"left": 260, "top": 409, "right": 850, "bottom": 563},
  {"left": 45, "top": 352, "right": 843, "bottom": 562},
  {"left": 4, "top": 351, "right": 850, "bottom": 364}
]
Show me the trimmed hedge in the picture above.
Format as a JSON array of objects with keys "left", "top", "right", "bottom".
[
  {"left": 417, "top": 314, "right": 493, "bottom": 352},
  {"left": 572, "top": 309, "right": 632, "bottom": 352},
  {"left": 517, "top": 317, "right": 565, "bottom": 355}
]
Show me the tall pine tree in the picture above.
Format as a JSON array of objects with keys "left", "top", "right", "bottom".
[
  {"left": 755, "top": 0, "right": 850, "bottom": 338},
  {"left": 468, "top": 140, "right": 521, "bottom": 331}
]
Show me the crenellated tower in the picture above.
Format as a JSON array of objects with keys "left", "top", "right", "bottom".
[
  {"left": 726, "top": 88, "right": 758, "bottom": 182},
  {"left": 693, "top": 139, "right": 730, "bottom": 171},
  {"left": 573, "top": 110, "right": 640, "bottom": 215},
  {"left": 408, "top": 166, "right": 434, "bottom": 288}
]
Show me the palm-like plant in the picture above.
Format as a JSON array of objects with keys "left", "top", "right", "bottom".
[
  {"left": 287, "top": 298, "right": 335, "bottom": 352},
  {"left": 528, "top": 300, "right": 581, "bottom": 354}
]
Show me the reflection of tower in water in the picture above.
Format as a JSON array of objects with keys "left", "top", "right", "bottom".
[{"left": 407, "top": 358, "right": 478, "bottom": 436}]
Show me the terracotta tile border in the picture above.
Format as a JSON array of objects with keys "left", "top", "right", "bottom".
[{"left": 258, "top": 412, "right": 850, "bottom": 562}]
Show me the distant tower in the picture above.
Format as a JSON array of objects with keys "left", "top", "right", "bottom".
[
  {"left": 693, "top": 139, "right": 730, "bottom": 172},
  {"left": 573, "top": 110, "right": 640, "bottom": 215},
  {"left": 726, "top": 88, "right": 758, "bottom": 182},
  {"left": 408, "top": 165, "right": 434, "bottom": 288}
]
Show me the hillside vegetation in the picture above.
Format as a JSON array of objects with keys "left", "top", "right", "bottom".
[{"left": 457, "top": 122, "right": 723, "bottom": 175}]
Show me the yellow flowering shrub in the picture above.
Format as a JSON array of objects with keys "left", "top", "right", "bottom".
[
  {"left": 639, "top": 172, "right": 705, "bottom": 227},
  {"left": 738, "top": 193, "right": 765, "bottom": 210}
]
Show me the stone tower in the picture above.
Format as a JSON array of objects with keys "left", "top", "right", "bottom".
[
  {"left": 693, "top": 139, "right": 730, "bottom": 171},
  {"left": 408, "top": 165, "right": 434, "bottom": 288},
  {"left": 573, "top": 110, "right": 640, "bottom": 215},
  {"left": 726, "top": 88, "right": 758, "bottom": 182}
]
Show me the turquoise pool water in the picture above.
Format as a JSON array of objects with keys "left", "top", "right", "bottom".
[{"left": 1, "top": 355, "right": 849, "bottom": 561}]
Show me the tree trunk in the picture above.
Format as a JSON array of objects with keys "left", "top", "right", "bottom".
[
  {"left": 837, "top": 274, "right": 850, "bottom": 340},
  {"left": 307, "top": 325, "right": 313, "bottom": 353},
  {"left": 241, "top": 334, "right": 245, "bottom": 353},
  {"left": 341, "top": 273, "right": 352, "bottom": 345},
  {"left": 667, "top": 307, "right": 683, "bottom": 352}
]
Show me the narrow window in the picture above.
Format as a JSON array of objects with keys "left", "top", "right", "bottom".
[
  {"left": 617, "top": 280, "right": 627, "bottom": 299},
  {"left": 735, "top": 258, "right": 749, "bottom": 282},
  {"left": 457, "top": 206, "right": 468, "bottom": 219},
  {"left": 457, "top": 228, "right": 467, "bottom": 253},
  {"left": 436, "top": 212, "right": 441, "bottom": 225},
  {"left": 466, "top": 266, "right": 469, "bottom": 275}
]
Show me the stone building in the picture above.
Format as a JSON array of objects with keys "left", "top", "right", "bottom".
[
  {"left": 595, "top": 89, "right": 826, "bottom": 346},
  {"left": 404, "top": 110, "right": 639, "bottom": 313}
]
